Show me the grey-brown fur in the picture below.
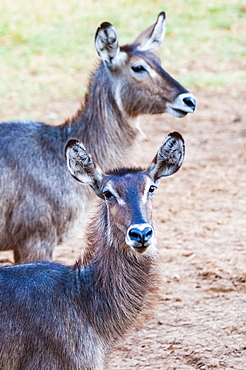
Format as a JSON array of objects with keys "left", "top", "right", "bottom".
[
  {"left": 0, "top": 132, "right": 185, "bottom": 369},
  {"left": 0, "top": 12, "right": 195, "bottom": 263}
]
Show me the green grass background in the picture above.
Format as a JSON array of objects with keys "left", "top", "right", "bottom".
[{"left": 0, "top": 0, "right": 245, "bottom": 121}]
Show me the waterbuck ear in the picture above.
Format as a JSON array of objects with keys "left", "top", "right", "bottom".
[
  {"left": 133, "top": 11, "right": 166, "bottom": 52},
  {"left": 95, "top": 21, "right": 120, "bottom": 66},
  {"left": 65, "top": 139, "right": 105, "bottom": 195},
  {"left": 147, "top": 132, "right": 185, "bottom": 183}
]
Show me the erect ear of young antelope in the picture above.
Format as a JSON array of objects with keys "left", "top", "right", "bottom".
[
  {"left": 147, "top": 132, "right": 185, "bottom": 183},
  {"left": 94, "top": 12, "right": 196, "bottom": 118},
  {"left": 65, "top": 132, "right": 185, "bottom": 197},
  {"left": 133, "top": 10, "right": 166, "bottom": 51},
  {"left": 95, "top": 12, "right": 165, "bottom": 65},
  {"left": 65, "top": 139, "right": 105, "bottom": 198}
]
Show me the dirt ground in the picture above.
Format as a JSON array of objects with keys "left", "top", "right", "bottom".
[{"left": 0, "top": 85, "right": 246, "bottom": 369}]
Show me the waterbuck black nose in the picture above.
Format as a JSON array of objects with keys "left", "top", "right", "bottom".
[
  {"left": 183, "top": 96, "right": 196, "bottom": 111},
  {"left": 128, "top": 226, "right": 153, "bottom": 245}
]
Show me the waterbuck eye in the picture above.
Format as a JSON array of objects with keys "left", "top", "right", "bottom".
[
  {"left": 103, "top": 190, "right": 114, "bottom": 200},
  {"left": 131, "top": 65, "right": 146, "bottom": 73},
  {"left": 148, "top": 185, "right": 157, "bottom": 194}
]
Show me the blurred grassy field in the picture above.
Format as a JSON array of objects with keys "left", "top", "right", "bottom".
[{"left": 0, "top": 0, "right": 245, "bottom": 122}]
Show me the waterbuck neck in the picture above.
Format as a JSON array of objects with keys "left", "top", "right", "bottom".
[
  {"left": 64, "top": 63, "right": 137, "bottom": 171},
  {"left": 75, "top": 202, "right": 159, "bottom": 343}
]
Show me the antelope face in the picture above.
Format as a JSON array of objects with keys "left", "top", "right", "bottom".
[
  {"left": 95, "top": 12, "right": 196, "bottom": 119},
  {"left": 102, "top": 171, "right": 156, "bottom": 254},
  {"left": 117, "top": 48, "right": 196, "bottom": 118},
  {"left": 65, "top": 132, "right": 185, "bottom": 256}
]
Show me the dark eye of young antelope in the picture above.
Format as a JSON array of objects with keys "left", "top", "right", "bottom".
[
  {"left": 103, "top": 190, "right": 114, "bottom": 200},
  {"left": 131, "top": 65, "right": 147, "bottom": 74},
  {"left": 148, "top": 184, "right": 157, "bottom": 195}
]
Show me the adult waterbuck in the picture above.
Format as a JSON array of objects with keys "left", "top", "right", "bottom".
[
  {"left": 0, "top": 132, "right": 185, "bottom": 370},
  {"left": 0, "top": 12, "right": 195, "bottom": 263}
]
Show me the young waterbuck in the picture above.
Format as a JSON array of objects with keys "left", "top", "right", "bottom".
[
  {"left": 0, "top": 132, "right": 185, "bottom": 370},
  {"left": 0, "top": 12, "right": 195, "bottom": 263}
]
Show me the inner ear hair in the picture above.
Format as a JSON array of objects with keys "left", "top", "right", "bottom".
[{"left": 147, "top": 132, "right": 185, "bottom": 182}]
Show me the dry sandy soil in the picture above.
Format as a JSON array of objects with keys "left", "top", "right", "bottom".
[{"left": 0, "top": 85, "right": 246, "bottom": 369}]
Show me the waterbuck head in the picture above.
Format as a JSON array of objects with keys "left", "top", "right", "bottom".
[
  {"left": 65, "top": 132, "right": 184, "bottom": 255},
  {"left": 94, "top": 12, "right": 196, "bottom": 118}
]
